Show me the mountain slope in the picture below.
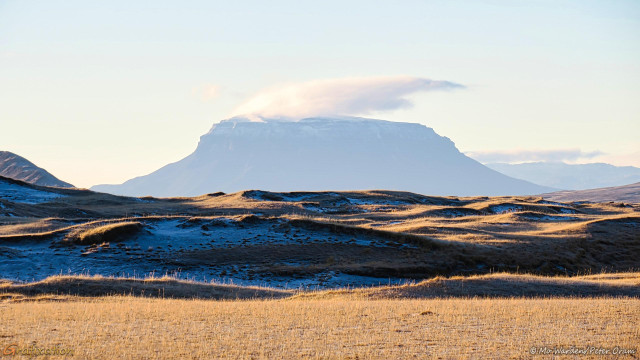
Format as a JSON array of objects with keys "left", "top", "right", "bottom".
[
  {"left": 0, "top": 151, "right": 73, "bottom": 188},
  {"left": 92, "top": 117, "right": 553, "bottom": 197},
  {"left": 485, "top": 161, "right": 640, "bottom": 190},
  {"left": 543, "top": 182, "right": 640, "bottom": 203}
]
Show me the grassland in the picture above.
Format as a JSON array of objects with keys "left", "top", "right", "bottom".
[
  {"left": 1, "top": 184, "right": 639, "bottom": 286},
  {"left": 0, "top": 291, "right": 637, "bottom": 359},
  {"left": 1, "top": 273, "right": 639, "bottom": 359},
  {"left": 1, "top": 180, "right": 639, "bottom": 358},
  {"left": 0, "top": 274, "right": 638, "bottom": 358}
]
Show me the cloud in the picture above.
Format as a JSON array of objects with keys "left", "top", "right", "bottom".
[
  {"left": 597, "top": 149, "right": 640, "bottom": 168},
  {"left": 230, "top": 76, "right": 464, "bottom": 121},
  {"left": 466, "top": 148, "right": 605, "bottom": 164},
  {"left": 193, "top": 84, "right": 220, "bottom": 101}
]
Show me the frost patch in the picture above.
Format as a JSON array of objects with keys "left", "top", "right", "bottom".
[
  {"left": 489, "top": 205, "right": 523, "bottom": 214},
  {"left": 0, "top": 181, "right": 66, "bottom": 204}
]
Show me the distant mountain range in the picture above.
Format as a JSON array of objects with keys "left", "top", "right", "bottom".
[
  {"left": 543, "top": 182, "right": 640, "bottom": 203},
  {"left": 91, "top": 116, "right": 553, "bottom": 197},
  {"left": 485, "top": 162, "right": 640, "bottom": 190},
  {"left": 0, "top": 151, "right": 73, "bottom": 188}
]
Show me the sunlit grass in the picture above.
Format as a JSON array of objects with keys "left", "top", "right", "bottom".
[{"left": 1, "top": 296, "right": 637, "bottom": 359}]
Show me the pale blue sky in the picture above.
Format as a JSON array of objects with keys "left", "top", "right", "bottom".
[{"left": 1, "top": 0, "right": 639, "bottom": 187}]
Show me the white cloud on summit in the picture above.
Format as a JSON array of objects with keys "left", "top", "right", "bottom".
[{"left": 230, "top": 76, "right": 464, "bottom": 121}]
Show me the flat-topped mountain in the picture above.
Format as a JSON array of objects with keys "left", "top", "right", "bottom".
[
  {"left": 0, "top": 151, "right": 73, "bottom": 188},
  {"left": 92, "top": 116, "right": 553, "bottom": 197}
]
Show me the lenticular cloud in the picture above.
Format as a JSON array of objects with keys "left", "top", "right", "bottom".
[{"left": 230, "top": 76, "right": 464, "bottom": 121}]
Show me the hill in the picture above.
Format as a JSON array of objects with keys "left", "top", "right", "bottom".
[
  {"left": 543, "top": 182, "right": 640, "bottom": 203},
  {"left": 485, "top": 161, "right": 640, "bottom": 190},
  {"left": 0, "top": 151, "right": 73, "bottom": 188},
  {"left": 2, "top": 179, "right": 638, "bottom": 288}
]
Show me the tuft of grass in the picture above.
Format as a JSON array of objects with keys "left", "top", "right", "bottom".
[{"left": 63, "top": 221, "right": 143, "bottom": 245}]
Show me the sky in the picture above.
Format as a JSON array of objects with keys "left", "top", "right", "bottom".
[{"left": 1, "top": 0, "right": 639, "bottom": 188}]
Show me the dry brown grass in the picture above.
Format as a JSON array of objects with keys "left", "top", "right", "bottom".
[
  {"left": 63, "top": 221, "right": 143, "bottom": 245},
  {"left": 2, "top": 189, "right": 639, "bottom": 282},
  {"left": 3, "top": 182, "right": 638, "bottom": 357},
  {"left": 0, "top": 218, "right": 66, "bottom": 236},
  {"left": 0, "top": 274, "right": 290, "bottom": 300},
  {"left": 0, "top": 296, "right": 637, "bottom": 359},
  {"left": 1, "top": 273, "right": 638, "bottom": 359},
  {"left": 3, "top": 272, "right": 639, "bottom": 301},
  {"left": 295, "top": 272, "right": 640, "bottom": 300}
]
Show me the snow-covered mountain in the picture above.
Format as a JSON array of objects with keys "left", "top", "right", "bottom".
[
  {"left": 91, "top": 116, "right": 553, "bottom": 197},
  {"left": 486, "top": 162, "right": 640, "bottom": 190},
  {"left": 0, "top": 151, "right": 73, "bottom": 188}
]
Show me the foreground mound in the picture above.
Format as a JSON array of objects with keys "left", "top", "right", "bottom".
[
  {"left": 2, "top": 272, "right": 639, "bottom": 301},
  {"left": 0, "top": 275, "right": 290, "bottom": 301},
  {"left": 296, "top": 272, "right": 640, "bottom": 299}
]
